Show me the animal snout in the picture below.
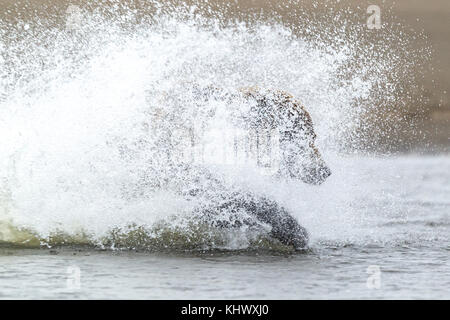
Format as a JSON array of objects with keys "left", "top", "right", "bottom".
[
  {"left": 303, "top": 164, "right": 332, "bottom": 185},
  {"left": 317, "top": 165, "right": 332, "bottom": 183}
]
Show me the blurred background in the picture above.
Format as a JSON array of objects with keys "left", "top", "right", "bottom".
[{"left": 1, "top": 0, "right": 448, "bottom": 153}]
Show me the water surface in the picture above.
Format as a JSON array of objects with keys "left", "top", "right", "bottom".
[{"left": 1, "top": 156, "right": 448, "bottom": 299}]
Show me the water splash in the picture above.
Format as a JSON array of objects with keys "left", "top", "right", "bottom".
[{"left": 0, "top": 1, "right": 432, "bottom": 251}]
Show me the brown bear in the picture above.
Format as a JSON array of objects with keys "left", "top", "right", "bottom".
[{"left": 142, "top": 85, "right": 331, "bottom": 249}]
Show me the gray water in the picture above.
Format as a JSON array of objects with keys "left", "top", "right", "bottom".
[{"left": 1, "top": 156, "right": 448, "bottom": 299}]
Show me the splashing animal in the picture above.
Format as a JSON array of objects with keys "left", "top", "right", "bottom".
[{"left": 142, "top": 85, "right": 331, "bottom": 249}]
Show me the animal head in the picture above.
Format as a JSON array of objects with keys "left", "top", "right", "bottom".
[
  {"left": 241, "top": 88, "right": 332, "bottom": 185},
  {"left": 154, "top": 84, "right": 332, "bottom": 185},
  {"left": 278, "top": 101, "right": 331, "bottom": 185}
]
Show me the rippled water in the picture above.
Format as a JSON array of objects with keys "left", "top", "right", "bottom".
[{"left": 1, "top": 156, "right": 448, "bottom": 299}]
